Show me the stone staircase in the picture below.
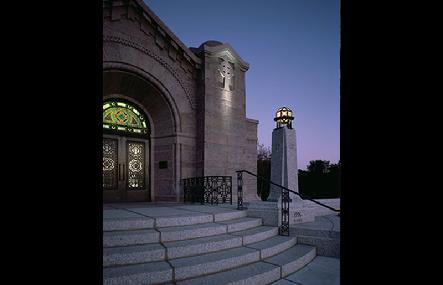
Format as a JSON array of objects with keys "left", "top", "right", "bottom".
[
  {"left": 290, "top": 214, "right": 340, "bottom": 258},
  {"left": 103, "top": 204, "right": 317, "bottom": 285}
]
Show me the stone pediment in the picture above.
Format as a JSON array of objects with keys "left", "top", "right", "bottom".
[{"left": 199, "top": 41, "right": 250, "bottom": 72}]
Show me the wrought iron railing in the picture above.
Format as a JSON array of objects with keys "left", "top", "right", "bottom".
[
  {"left": 183, "top": 176, "right": 232, "bottom": 205},
  {"left": 236, "top": 170, "right": 340, "bottom": 236}
]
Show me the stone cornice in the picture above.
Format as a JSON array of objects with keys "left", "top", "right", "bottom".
[
  {"left": 246, "top": 118, "right": 259, "bottom": 124},
  {"left": 104, "top": 34, "right": 196, "bottom": 110},
  {"left": 103, "top": 0, "right": 201, "bottom": 68},
  {"left": 132, "top": 0, "right": 201, "bottom": 65}
]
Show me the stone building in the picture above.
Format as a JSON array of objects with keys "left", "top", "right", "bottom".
[{"left": 103, "top": 0, "right": 259, "bottom": 203}]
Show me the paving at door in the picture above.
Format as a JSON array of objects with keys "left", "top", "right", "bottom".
[{"left": 104, "top": 203, "right": 241, "bottom": 223}]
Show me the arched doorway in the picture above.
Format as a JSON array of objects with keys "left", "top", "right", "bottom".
[
  {"left": 103, "top": 100, "right": 151, "bottom": 202},
  {"left": 103, "top": 68, "right": 183, "bottom": 202}
]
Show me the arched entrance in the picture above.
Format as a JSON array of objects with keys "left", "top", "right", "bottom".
[
  {"left": 103, "top": 69, "right": 182, "bottom": 202},
  {"left": 103, "top": 100, "right": 151, "bottom": 202}
]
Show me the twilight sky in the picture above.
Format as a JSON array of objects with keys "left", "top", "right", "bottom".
[{"left": 144, "top": 0, "right": 340, "bottom": 169}]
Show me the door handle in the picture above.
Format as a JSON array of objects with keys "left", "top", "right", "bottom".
[
  {"left": 118, "top": 164, "right": 122, "bottom": 181},
  {"left": 123, "top": 164, "right": 126, "bottom": 181}
]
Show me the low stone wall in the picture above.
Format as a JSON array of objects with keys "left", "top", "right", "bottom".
[
  {"left": 302, "top": 198, "right": 340, "bottom": 218},
  {"left": 245, "top": 198, "right": 340, "bottom": 227}
]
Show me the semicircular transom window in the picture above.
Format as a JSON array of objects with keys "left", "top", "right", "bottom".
[{"left": 103, "top": 101, "right": 149, "bottom": 134}]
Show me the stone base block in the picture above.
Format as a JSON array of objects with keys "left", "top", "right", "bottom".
[
  {"left": 246, "top": 201, "right": 315, "bottom": 227},
  {"left": 246, "top": 201, "right": 280, "bottom": 226}
]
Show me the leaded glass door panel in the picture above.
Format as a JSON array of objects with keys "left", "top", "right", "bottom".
[
  {"left": 103, "top": 136, "right": 150, "bottom": 202},
  {"left": 103, "top": 136, "right": 126, "bottom": 202},
  {"left": 103, "top": 138, "right": 118, "bottom": 190},
  {"left": 124, "top": 139, "right": 150, "bottom": 202}
]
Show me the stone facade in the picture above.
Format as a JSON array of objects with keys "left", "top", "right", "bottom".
[{"left": 103, "top": 0, "right": 258, "bottom": 202}]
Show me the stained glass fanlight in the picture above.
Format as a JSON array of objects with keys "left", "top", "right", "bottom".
[{"left": 103, "top": 101, "right": 149, "bottom": 134}]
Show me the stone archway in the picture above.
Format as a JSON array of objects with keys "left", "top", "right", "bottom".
[{"left": 103, "top": 69, "right": 181, "bottom": 202}]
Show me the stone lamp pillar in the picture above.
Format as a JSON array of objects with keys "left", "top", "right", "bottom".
[
  {"left": 267, "top": 107, "right": 301, "bottom": 205},
  {"left": 247, "top": 106, "right": 311, "bottom": 227}
]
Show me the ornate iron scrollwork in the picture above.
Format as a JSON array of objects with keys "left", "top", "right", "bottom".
[
  {"left": 183, "top": 176, "right": 232, "bottom": 205},
  {"left": 237, "top": 171, "right": 244, "bottom": 210},
  {"left": 279, "top": 189, "right": 290, "bottom": 236}
]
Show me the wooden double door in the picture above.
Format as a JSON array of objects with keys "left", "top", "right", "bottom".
[{"left": 103, "top": 135, "right": 150, "bottom": 202}]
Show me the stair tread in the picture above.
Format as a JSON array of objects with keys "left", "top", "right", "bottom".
[
  {"left": 169, "top": 246, "right": 258, "bottom": 268},
  {"left": 164, "top": 233, "right": 240, "bottom": 248},
  {"left": 283, "top": 256, "right": 340, "bottom": 285},
  {"left": 158, "top": 221, "right": 225, "bottom": 232},
  {"left": 103, "top": 217, "right": 155, "bottom": 231},
  {"left": 172, "top": 206, "right": 248, "bottom": 222},
  {"left": 217, "top": 217, "right": 262, "bottom": 225},
  {"left": 103, "top": 243, "right": 164, "bottom": 255},
  {"left": 217, "top": 217, "right": 263, "bottom": 233},
  {"left": 103, "top": 209, "right": 145, "bottom": 219},
  {"left": 174, "top": 205, "right": 246, "bottom": 214},
  {"left": 103, "top": 260, "right": 171, "bottom": 278},
  {"left": 265, "top": 244, "right": 316, "bottom": 265},
  {"left": 296, "top": 234, "right": 339, "bottom": 241},
  {"left": 230, "top": 226, "right": 277, "bottom": 237},
  {"left": 176, "top": 261, "right": 281, "bottom": 285},
  {"left": 164, "top": 233, "right": 243, "bottom": 259},
  {"left": 247, "top": 235, "right": 297, "bottom": 250},
  {"left": 103, "top": 228, "right": 158, "bottom": 237}
]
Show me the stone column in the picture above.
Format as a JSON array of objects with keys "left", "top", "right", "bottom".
[{"left": 267, "top": 126, "right": 301, "bottom": 204}]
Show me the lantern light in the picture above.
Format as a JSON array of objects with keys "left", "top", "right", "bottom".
[{"left": 274, "top": 107, "right": 294, "bottom": 129}]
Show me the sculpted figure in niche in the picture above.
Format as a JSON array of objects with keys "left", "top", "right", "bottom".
[{"left": 217, "top": 57, "right": 235, "bottom": 91}]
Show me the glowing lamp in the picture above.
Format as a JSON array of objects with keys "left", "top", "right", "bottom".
[{"left": 274, "top": 106, "right": 294, "bottom": 129}]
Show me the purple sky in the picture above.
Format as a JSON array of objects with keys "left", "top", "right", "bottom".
[{"left": 144, "top": 0, "right": 340, "bottom": 170}]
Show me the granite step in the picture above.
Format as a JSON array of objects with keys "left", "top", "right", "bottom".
[
  {"left": 269, "top": 280, "right": 297, "bottom": 285},
  {"left": 103, "top": 260, "right": 172, "bottom": 285},
  {"left": 103, "top": 233, "right": 304, "bottom": 282},
  {"left": 158, "top": 217, "right": 262, "bottom": 242},
  {"left": 230, "top": 226, "right": 279, "bottom": 245},
  {"left": 175, "top": 244, "right": 317, "bottom": 285},
  {"left": 103, "top": 246, "right": 261, "bottom": 284},
  {"left": 170, "top": 246, "right": 261, "bottom": 281},
  {"left": 296, "top": 235, "right": 340, "bottom": 258},
  {"left": 164, "top": 234, "right": 243, "bottom": 259},
  {"left": 217, "top": 217, "right": 263, "bottom": 232},
  {"left": 102, "top": 205, "right": 323, "bottom": 285},
  {"left": 264, "top": 244, "right": 316, "bottom": 277},
  {"left": 158, "top": 222, "right": 227, "bottom": 242},
  {"left": 118, "top": 206, "right": 215, "bottom": 228},
  {"left": 173, "top": 205, "right": 248, "bottom": 222},
  {"left": 103, "top": 217, "right": 155, "bottom": 231},
  {"left": 154, "top": 213, "right": 213, "bottom": 228},
  {"left": 104, "top": 226, "right": 280, "bottom": 266},
  {"left": 211, "top": 209, "right": 248, "bottom": 222},
  {"left": 246, "top": 235, "right": 297, "bottom": 259},
  {"left": 103, "top": 229, "right": 159, "bottom": 247},
  {"left": 279, "top": 256, "right": 340, "bottom": 285},
  {"left": 176, "top": 261, "right": 281, "bottom": 285},
  {"left": 103, "top": 243, "right": 165, "bottom": 267}
]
